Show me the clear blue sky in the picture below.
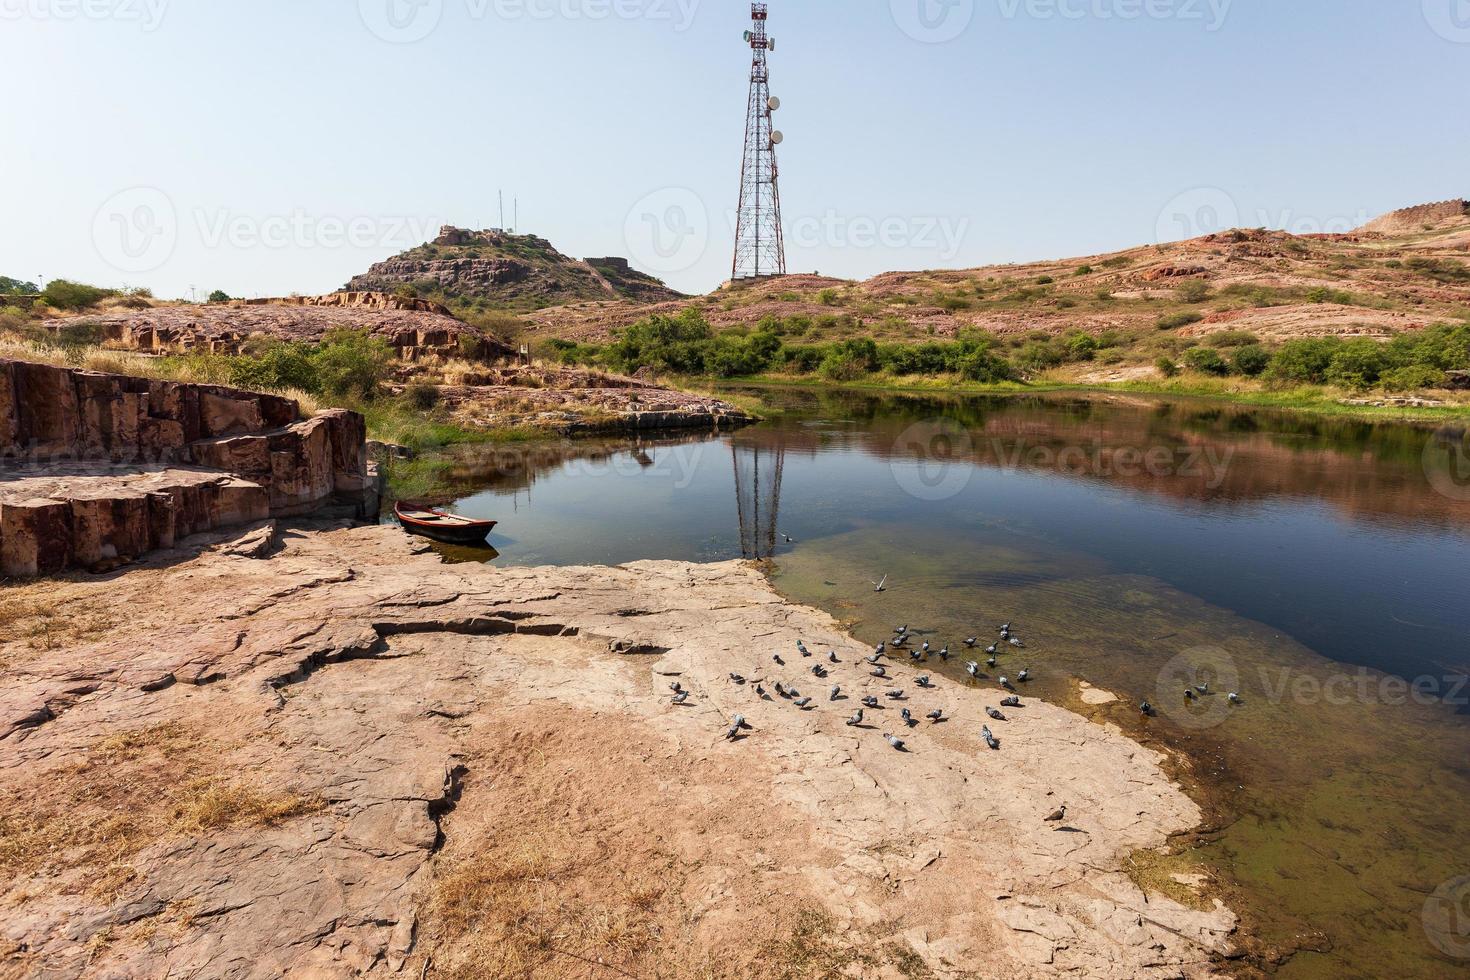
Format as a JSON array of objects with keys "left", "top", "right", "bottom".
[{"left": 2, "top": 0, "right": 1466, "bottom": 299}]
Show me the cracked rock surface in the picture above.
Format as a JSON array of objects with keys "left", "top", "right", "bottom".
[{"left": 0, "top": 524, "right": 1235, "bottom": 978}]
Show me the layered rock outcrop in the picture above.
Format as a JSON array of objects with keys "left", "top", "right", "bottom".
[
  {"left": 345, "top": 227, "right": 683, "bottom": 308},
  {"left": 0, "top": 360, "right": 377, "bottom": 576},
  {"left": 42, "top": 293, "right": 513, "bottom": 364}
]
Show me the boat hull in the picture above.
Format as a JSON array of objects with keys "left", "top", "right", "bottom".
[{"left": 394, "top": 503, "right": 497, "bottom": 546}]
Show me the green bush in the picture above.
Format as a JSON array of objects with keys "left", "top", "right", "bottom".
[
  {"left": 1231, "top": 344, "right": 1271, "bottom": 376},
  {"left": 1176, "top": 280, "right": 1212, "bottom": 303},
  {"left": 1206, "top": 330, "right": 1259, "bottom": 348},
  {"left": 817, "top": 288, "right": 842, "bottom": 306},
  {"left": 1064, "top": 332, "right": 1098, "bottom": 362},
  {"left": 1379, "top": 364, "right": 1446, "bottom": 391},
  {"left": 1324, "top": 339, "right": 1388, "bottom": 390},
  {"left": 1157, "top": 311, "right": 1203, "bottom": 330},
  {"left": 208, "top": 289, "right": 231, "bottom": 303},
  {"left": 403, "top": 380, "right": 441, "bottom": 411},
  {"left": 50, "top": 320, "right": 106, "bottom": 350},
  {"left": 311, "top": 330, "right": 395, "bottom": 398},
  {"left": 1155, "top": 356, "right": 1179, "bottom": 378},
  {"left": 41, "top": 279, "right": 115, "bottom": 310},
  {"left": 1074, "top": 265, "right": 1092, "bottom": 276},
  {"left": 226, "top": 341, "right": 320, "bottom": 393},
  {"left": 1183, "top": 347, "right": 1230, "bottom": 375},
  {"left": 1268, "top": 339, "right": 1339, "bottom": 384},
  {"left": 818, "top": 351, "right": 867, "bottom": 382}
]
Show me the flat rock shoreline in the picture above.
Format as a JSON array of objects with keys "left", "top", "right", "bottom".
[{"left": 0, "top": 524, "right": 1235, "bottom": 978}]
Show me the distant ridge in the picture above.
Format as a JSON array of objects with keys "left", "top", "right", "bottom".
[{"left": 1357, "top": 199, "right": 1469, "bottom": 235}]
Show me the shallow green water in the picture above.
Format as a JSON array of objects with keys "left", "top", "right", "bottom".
[{"left": 400, "top": 387, "right": 1470, "bottom": 977}]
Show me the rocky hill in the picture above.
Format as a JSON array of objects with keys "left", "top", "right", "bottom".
[
  {"left": 345, "top": 227, "right": 684, "bottom": 311},
  {"left": 517, "top": 199, "right": 1470, "bottom": 348}
]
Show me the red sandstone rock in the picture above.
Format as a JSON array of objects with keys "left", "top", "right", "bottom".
[{"left": 0, "top": 360, "right": 378, "bottom": 576}]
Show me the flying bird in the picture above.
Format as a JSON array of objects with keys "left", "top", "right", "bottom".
[{"left": 872, "top": 575, "right": 888, "bottom": 593}]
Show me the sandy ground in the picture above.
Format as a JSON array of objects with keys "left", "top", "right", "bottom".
[{"left": 0, "top": 523, "right": 1235, "bottom": 979}]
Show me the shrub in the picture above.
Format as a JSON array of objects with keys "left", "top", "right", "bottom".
[
  {"left": 1183, "top": 347, "right": 1230, "bottom": 375},
  {"left": 1176, "top": 279, "right": 1212, "bottom": 303},
  {"left": 1157, "top": 311, "right": 1203, "bottom": 330},
  {"left": 817, "top": 288, "right": 842, "bottom": 306},
  {"left": 393, "top": 283, "right": 418, "bottom": 301},
  {"left": 938, "top": 295, "right": 972, "bottom": 311},
  {"left": 41, "top": 279, "right": 115, "bottom": 310},
  {"left": 1380, "top": 364, "right": 1446, "bottom": 391},
  {"left": 1231, "top": 344, "right": 1271, "bottom": 377},
  {"left": 818, "top": 351, "right": 867, "bottom": 382},
  {"left": 1155, "top": 356, "right": 1179, "bottom": 378},
  {"left": 605, "top": 308, "right": 713, "bottom": 375},
  {"left": 1324, "top": 339, "right": 1388, "bottom": 390},
  {"left": 310, "top": 330, "right": 395, "bottom": 398},
  {"left": 1074, "top": 265, "right": 1092, "bottom": 276},
  {"left": 1269, "top": 339, "right": 1339, "bottom": 384},
  {"left": 1016, "top": 341, "right": 1064, "bottom": 372},
  {"left": 403, "top": 380, "right": 441, "bottom": 411},
  {"left": 1064, "top": 332, "right": 1098, "bottom": 362},
  {"left": 1206, "top": 330, "right": 1259, "bottom": 348},
  {"left": 208, "top": 290, "right": 231, "bottom": 303},
  {"left": 50, "top": 320, "right": 106, "bottom": 350},
  {"left": 227, "top": 341, "right": 320, "bottom": 393},
  {"left": 1036, "top": 276, "right": 1054, "bottom": 285}
]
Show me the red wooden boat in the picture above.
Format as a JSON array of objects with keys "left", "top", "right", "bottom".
[{"left": 394, "top": 501, "right": 497, "bottom": 545}]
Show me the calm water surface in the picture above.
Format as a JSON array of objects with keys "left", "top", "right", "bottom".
[{"left": 393, "top": 387, "right": 1470, "bottom": 978}]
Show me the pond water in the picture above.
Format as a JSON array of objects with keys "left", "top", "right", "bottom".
[{"left": 391, "top": 386, "right": 1470, "bottom": 978}]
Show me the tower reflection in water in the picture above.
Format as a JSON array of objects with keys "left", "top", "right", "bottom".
[{"left": 731, "top": 439, "right": 785, "bottom": 560}]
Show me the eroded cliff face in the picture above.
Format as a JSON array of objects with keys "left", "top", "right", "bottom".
[{"left": 0, "top": 359, "right": 377, "bottom": 577}]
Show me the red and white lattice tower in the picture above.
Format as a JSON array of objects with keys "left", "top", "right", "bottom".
[{"left": 732, "top": 2, "right": 786, "bottom": 280}]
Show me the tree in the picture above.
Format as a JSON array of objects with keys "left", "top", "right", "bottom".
[
  {"left": 208, "top": 289, "right": 231, "bottom": 303},
  {"left": 1231, "top": 344, "right": 1270, "bottom": 377},
  {"left": 0, "top": 276, "right": 39, "bottom": 295}
]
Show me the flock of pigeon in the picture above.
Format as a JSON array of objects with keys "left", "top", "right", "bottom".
[{"left": 682, "top": 620, "right": 1043, "bottom": 760}]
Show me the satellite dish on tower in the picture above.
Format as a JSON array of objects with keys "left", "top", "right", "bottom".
[
  {"left": 768, "top": 96, "right": 781, "bottom": 110},
  {"left": 771, "top": 131, "right": 784, "bottom": 145}
]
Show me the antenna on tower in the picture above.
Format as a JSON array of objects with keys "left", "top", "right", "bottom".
[
  {"left": 732, "top": 2, "right": 787, "bottom": 280},
  {"left": 499, "top": 190, "right": 505, "bottom": 231}
]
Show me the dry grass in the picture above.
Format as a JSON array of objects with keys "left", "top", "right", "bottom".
[
  {"left": 0, "top": 580, "right": 120, "bottom": 664},
  {"left": 0, "top": 723, "right": 322, "bottom": 898}
]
